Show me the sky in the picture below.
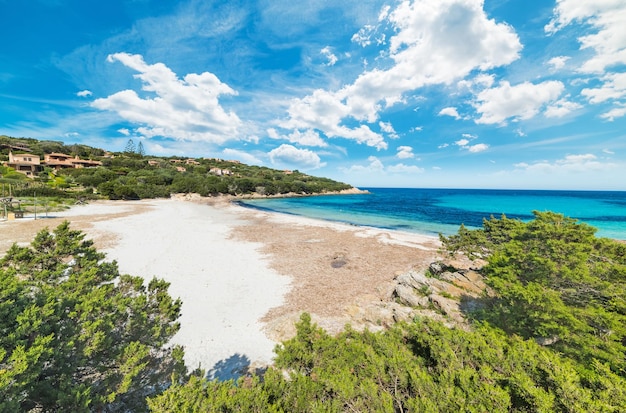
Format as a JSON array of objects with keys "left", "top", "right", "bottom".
[{"left": 1, "top": 0, "right": 626, "bottom": 190}]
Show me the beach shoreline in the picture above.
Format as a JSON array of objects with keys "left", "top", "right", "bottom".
[{"left": 0, "top": 195, "right": 440, "bottom": 377}]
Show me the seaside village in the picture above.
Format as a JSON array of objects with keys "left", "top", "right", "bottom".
[
  {"left": 0, "top": 145, "right": 101, "bottom": 219},
  {"left": 0, "top": 142, "right": 252, "bottom": 220}
]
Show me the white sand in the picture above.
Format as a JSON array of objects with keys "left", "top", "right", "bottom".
[{"left": 58, "top": 199, "right": 290, "bottom": 378}]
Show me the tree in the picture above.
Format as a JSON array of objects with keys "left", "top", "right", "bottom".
[
  {"left": 441, "top": 211, "right": 626, "bottom": 374},
  {"left": 0, "top": 222, "right": 185, "bottom": 412},
  {"left": 137, "top": 141, "right": 146, "bottom": 157},
  {"left": 148, "top": 314, "right": 626, "bottom": 412},
  {"left": 125, "top": 138, "right": 136, "bottom": 154}
]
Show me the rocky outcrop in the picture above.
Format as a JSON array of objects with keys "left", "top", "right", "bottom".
[
  {"left": 391, "top": 257, "right": 487, "bottom": 325},
  {"left": 265, "top": 256, "right": 488, "bottom": 343}
]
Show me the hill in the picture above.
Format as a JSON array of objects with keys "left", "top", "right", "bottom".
[{"left": 0, "top": 135, "right": 354, "bottom": 201}]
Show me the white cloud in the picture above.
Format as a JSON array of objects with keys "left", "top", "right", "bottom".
[
  {"left": 438, "top": 107, "right": 461, "bottom": 119},
  {"left": 344, "top": 156, "right": 385, "bottom": 173},
  {"left": 455, "top": 136, "right": 488, "bottom": 153},
  {"left": 379, "top": 121, "right": 399, "bottom": 138},
  {"left": 474, "top": 80, "right": 565, "bottom": 124},
  {"left": 546, "top": 0, "right": 626, "bottom": 74},
  {"left": 603, "top": 148, "right": 615, "bottom": 154},
  {"left": 320, "top": 46, "right": 338, "bottom": 66},
  {"left": 468, "top": 143, "right": 489, "bottom": 153},
  {"left": 581, "top": 72, "right": 626, "bottom": 103},
  {"left": 117, "top": 128, "right": 131, "bottom": 136},
  {"left": 92, "top": 53, "right": 241, "bottom": 144},
  {"left": 222, "top": 148, "right": 263, "bottom": 165},
  {"left": 387, "top": 163, "right": 425, "bottom": 173},
  {"left": 546, "top": 1, "right": 626, "bottom": 120},
  {"left": 410, "top": 126, "right": 423, "bottom": 132},
  {"left": 268, "top": 144, "right": 325, "bottom": 169},
  {"left": 267, "top": 127, "right": 328, "bottom": 147},
  {"left": 547, "top": 56, "right": 570, "bottom": 71},
  {"left": 544, "top": 97, "right": 582, "bottom": 118},
  {"left": 600, "top": 104, "right": 626, "bottom": 121},
  {"left": 77, "top": 90, "right": 92, "bottom": 97},
  {"left": 279, "top": 0, "right": 521, "bottom": 150},
  {"left": 351, "top": 24, "right": 376, "bottom": 47},
  {"left": 396, "top": 145, "right": 415, "bottom": 159},
  {"left": 515, "top": 153, "right": 613, "bottom": 173}
]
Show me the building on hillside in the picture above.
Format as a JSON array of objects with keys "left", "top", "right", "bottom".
[
  {"left": 43, "top": 153, "right": 102, "bottom": 171},
  {"left": 209, "top": 167, "right": 232, "bottom": 176},
  {"left": 4, "top": 151, "right": 42, "bottom": 177}
]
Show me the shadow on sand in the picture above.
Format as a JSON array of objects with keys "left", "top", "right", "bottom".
[{"left": 206, "top": 353, "right": 267, "bottom": 382}]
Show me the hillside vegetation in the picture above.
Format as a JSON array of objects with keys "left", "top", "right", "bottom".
[{"left": 0, "top": 135, "right": 352, "bottom": 201}]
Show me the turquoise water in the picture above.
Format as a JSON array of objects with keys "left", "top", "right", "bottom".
[{"left": 239, "top": 188, "right": 626, "bottom": 240}]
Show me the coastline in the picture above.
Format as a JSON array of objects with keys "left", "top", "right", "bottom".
[{"left": 0, "top": 194, "right": 440, "bottom": 377}]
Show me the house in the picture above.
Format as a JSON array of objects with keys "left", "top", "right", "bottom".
[
  {"left": 43, "top": 153, "right": 102, "bottom": 171},
  {"left": 43, "top": 153, "right": 75, "bottom": 170},
  {"left": 4, "top": 151, "right": 42, "bottom": 177},
  {"left": 209, "top": 167, "right": 232, "bottom": 176},
  {"left": 71, "top": 156, "right": 102, "bottom": 168}
]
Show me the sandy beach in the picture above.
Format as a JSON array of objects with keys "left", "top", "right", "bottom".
[{"left": 0, "top": 196, "right": 440, "bottom": 379}]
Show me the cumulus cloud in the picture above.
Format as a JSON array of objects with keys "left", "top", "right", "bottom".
[
  {"left": 546, "top": 0, "right": 626, "bottom": 74},
  {"left": 396, "top": 145, "right": 415, "bottom": 159},
  {"left": 379, "top": 121, "right": 399, "bottom": 138},
  {"left": 117, "top": 128, "right": 131, "bottom": 136},
  {"left": 268, "top": 144, "right": 325, "bottom": 169},
  {"left": 546, "top": 1, "right": 626, "bottom": 119},
  {"left": 547, "top": 56, "right": 570, "bottom": 71},
  {"left": 221, "top": 148, "right": 262, "bottom": 165},
  {"left": 351, "top": 24, "right": 377, "bottom": 47},
  {"left": 581, "top": 72, "right": 626, "bottom": 103},
  {"left": 600, "top": 104, "right": 626, "bottom": 121},
  {"left": 474, "top": 80, "right": 565, "bottom": 124},
  {"left": 77, "top": 90, "right": 92, "bottom": 97},
  {"left": 438, "top": 107, "right": 461, "bottom": 119},
  {"left": 279, "top": 0, "right": 521, "bottom": 150},
  {"left": 387, "top": 163, "right": 425, "bottom": 173},
  {"left": 544, "top": 97, "right": 582, "bottom": 118},
  {"left": 515, "top": 153, "right": 613, "bottom": 173},
  {"left": 267, "top": 128, "right": 328, "bottom": 147},
  {"left": 468, "top": 143, "right": 489, "bottom": 153},
  {"left": 320, "top": 46, "right": 338, "bottom": 66},
  {"left": 455, "top": 135, "right": 488, "bottom": 152},
  {"left": 92, "top": 53, "right": 241, "bottom": 144},
  {"left": 344, "top": 156, "right": 385, "bottom": 173}
]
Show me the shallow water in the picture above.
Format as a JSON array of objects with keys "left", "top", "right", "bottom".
[{"left": 239, "top": 188, "right": 626, "bottom": 240}]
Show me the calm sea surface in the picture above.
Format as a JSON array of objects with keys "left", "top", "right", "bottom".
[{"left": 239, "top": 188, "right": 626, "bottom": 240}]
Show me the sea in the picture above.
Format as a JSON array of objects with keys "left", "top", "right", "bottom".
[{"left": 238, "top": 188, "right": 626, "bottom": 240}]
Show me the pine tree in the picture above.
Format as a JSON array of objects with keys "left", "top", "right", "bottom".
[
  {"left": 124, "top": 138, "right": 136, "bottom": 154},
  {"left": 137, "top": 141, "right": 145, "bottom": 157}
]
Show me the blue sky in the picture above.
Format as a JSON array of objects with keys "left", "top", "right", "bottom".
[{"left": 1, "top": 0, "right": 626, "bottom": 190}]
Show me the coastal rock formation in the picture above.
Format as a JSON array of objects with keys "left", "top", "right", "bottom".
[
  {"left": 264, "top": 256, "right": 488, "bottom": 343},
  {"left": 391, "top": 257, "right": 487, "bottom": 325}
]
